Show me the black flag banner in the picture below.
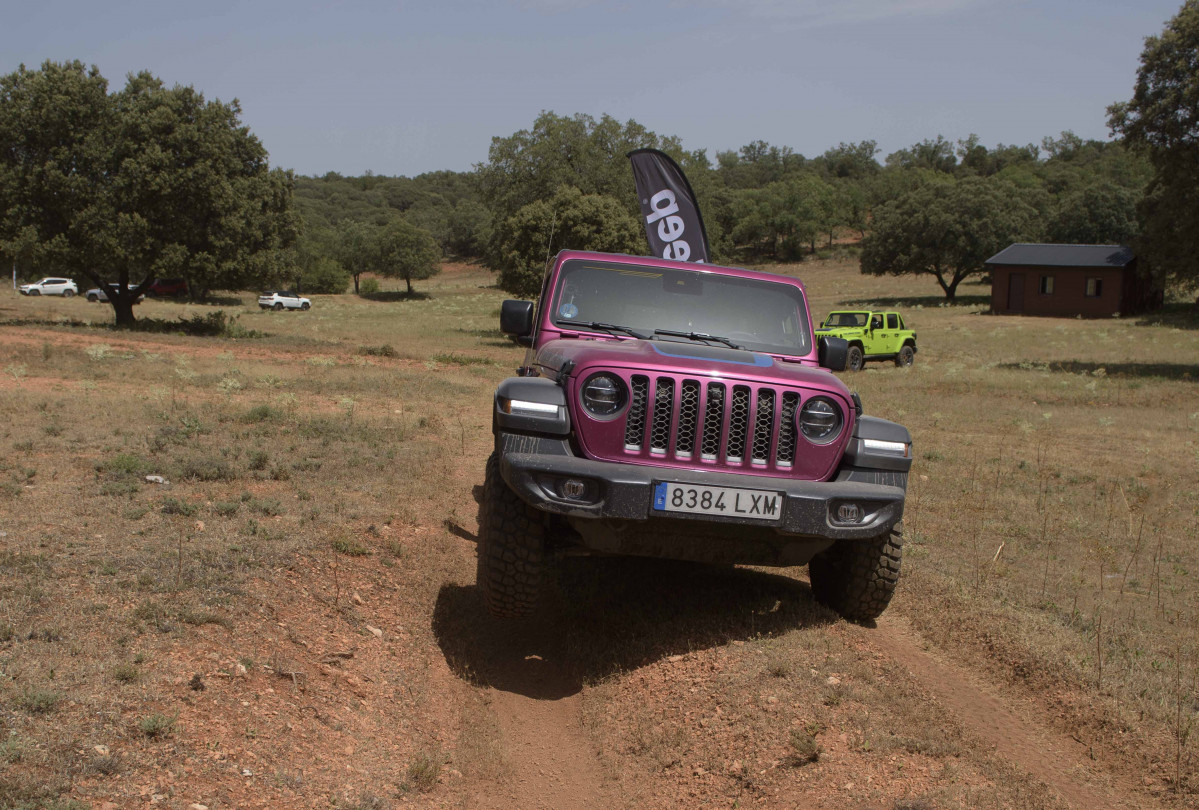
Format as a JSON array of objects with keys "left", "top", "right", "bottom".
[{"left": 627, "top": 148, "right": 711, "bottom": 264}]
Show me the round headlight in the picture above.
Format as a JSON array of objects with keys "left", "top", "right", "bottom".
[
  {"left": 581, "top": 373, "right": 626, "bottom": 418},
  {"left": 798, "top": 397, "right": 843, "bottom": 443}
]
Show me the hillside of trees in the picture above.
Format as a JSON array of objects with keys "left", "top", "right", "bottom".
[{"left": 292, "top": 118, "right": 1156, "bottom": 301}]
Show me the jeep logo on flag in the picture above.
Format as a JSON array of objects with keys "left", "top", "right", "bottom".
[{"left": 628, "top": 148, "right": 711, "bottom": 264}]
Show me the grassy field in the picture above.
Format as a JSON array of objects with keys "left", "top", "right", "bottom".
[{"left": 0, "top": 258, "right": 1196, "bottom": 809}]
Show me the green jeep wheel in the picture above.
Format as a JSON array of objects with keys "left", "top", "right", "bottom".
[{"left": 847, "top": 345, "right": 865, "bottom": 372}]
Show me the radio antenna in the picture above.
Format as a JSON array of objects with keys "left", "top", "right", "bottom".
[{"left": 544, "top": 210, "right": 558, "bottom": 267}]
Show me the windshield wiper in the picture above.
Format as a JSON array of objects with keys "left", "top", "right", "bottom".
[
  {"left": 573, "top": 321, "right": 651, "bottom": 339},
  {"left": 653, "top": 329, "right": 746, "bottom": 351}
]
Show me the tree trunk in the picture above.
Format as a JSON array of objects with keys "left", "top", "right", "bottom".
[
  {"left": 405, "top": 277, "right": 413, "bottom": 294},
  {"left": 353, "top": 273, "right": 361, "bottom": 294},
  {"left": 111, "top": 298, "right": 137, "bottom": 328},
  {"left": 933, "top": 267, "right": 955, "bottom": 301}
]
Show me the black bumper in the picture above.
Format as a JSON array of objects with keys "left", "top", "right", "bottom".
[{"left": 500, "top": 450, "right": 904, "bottom": 542}]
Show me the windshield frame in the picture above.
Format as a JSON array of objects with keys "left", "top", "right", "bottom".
[
  {"left": 548, "top": 258, "right": 812, "bottom": 357},
  {"left": 822, "top": 311, "right": 870, "bottom": 328}
]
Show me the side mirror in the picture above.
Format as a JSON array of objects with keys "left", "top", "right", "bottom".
[
  {"left": 500, "top": 299, "right": 535, "bottom": 341},
  {"left": 818, "top": 336, "right": 848, "bottom": 372}
]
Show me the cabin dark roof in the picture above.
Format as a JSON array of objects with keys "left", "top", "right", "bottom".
[{"left": 985, "top": 244, "right": 1134, "bottom": 268}]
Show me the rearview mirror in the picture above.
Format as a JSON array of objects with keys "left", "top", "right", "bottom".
[{"left": 818, "top": 336, "right": 848, "bottom": 372}]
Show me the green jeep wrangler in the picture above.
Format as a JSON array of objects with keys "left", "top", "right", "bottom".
[{"left": 814, "top": 311, "right": 917, "bottom": 372}]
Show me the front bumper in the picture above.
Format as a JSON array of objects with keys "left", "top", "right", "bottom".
[{"left": 500, "top": 450, "right": 904, "bottom": 542}]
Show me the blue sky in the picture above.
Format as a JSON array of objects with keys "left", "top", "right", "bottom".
[{"left": 0, "top": 0, "right": 1183, "bottom": 177}]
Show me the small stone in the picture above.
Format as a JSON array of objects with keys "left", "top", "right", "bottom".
[
  {"left": 145, "top": 475, "right": 169, "bottom": 485},
  {"left": 235, "top": 663, "right": 248, "bottom": 677},
  {"left": 826, "top": 676, "right": 841, "bottom": 686},
  {"left": 93, "top": 744, "right": 110, "bottom": 756},
  {"left": 352, "top": 591, "right": 365, "bottom": 605},
  {"left": 667, "top": 654, "right": 683, "bottom": 662},
  {"left": 365, "top": 625, "right": 383, "bottom": 637},
  {"left": 189, "top": 804, "right": 209, "bottom": 810},
  {"left": 241, "top": 768, "right": 253, "bottom": 777},
  {"left": 766, "top": 696, "right": 778, "bottom": 704},
  {"left": 194, "top": 520, "right": 205, "bottom": 532},
  {"left": 694, "top": 766, "right": 706, "bottom": 776}
]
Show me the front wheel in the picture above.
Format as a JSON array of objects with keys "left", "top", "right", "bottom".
[
  {"left": 87, "top": 294, "right": 99, "bottom": 302},
  {"left": 894, "top": 345, "right": 915, "bottom": 367},
  {"left": 846, "top": 345, "right": 864, "bottom": 372},
  {"left": 809, "top": 523, "right": 903, "bottom": 622},
  {"left": 477, "top": 452, "right": 545, "bottom": 618},
  {"left": 300, "top": 302, "right": 310, "bottom": 310}
]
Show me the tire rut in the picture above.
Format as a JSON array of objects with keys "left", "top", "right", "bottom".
[
  {"left": 868, "top": 614, "right": 1152, "bottom": 809},
  {"left": 446, "top": 471, "right": 610, "bottom": 810}
]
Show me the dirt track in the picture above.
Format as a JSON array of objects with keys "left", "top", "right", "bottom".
[{"left": 446, "top": 510, "right": 1156, "bottom": 810}]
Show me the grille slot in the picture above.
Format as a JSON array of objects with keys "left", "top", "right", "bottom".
[
  {"left": 624, "top": 375, "right": 649, "bottom": 450},
  {"left": 701, "top": 383, "right": 725, "bottom": 460},
  {"left": 776, "top": 392, "right": 800, "bottom": 467},
  {"left": 650, "top": 377, "right": 675, "bottom": 454},
  {"left": 676, "top": 380, "right": 700, "bottom": 458},
  {"left": 726, "top": 386, "right": 751, "bottom": 463},
  {"left": 751, "top": 389, "right": 775, "bottom": 464}
]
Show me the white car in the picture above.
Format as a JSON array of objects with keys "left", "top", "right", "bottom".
[
  {"left": 19, "top": 278, "right": 78, "bottom": 297},
  {"left": 85, "top": 284, "right": 145, "bottom": 303},
  {"left": 258, "top": 290, "right": 311, "bottom": 311}
]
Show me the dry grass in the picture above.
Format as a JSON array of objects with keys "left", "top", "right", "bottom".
[{"left": 1, "top": 258, "right": 1195, "bottom": 807}]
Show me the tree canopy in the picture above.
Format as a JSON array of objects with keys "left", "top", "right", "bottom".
[
  {"left": 860, "top": 177, "right": 1042, "bottom": 300},
  {"left": 0, "top": 61, "right": 296, "bottom": 325},
  {"left": 372, "top": 219, "right": 442, "bottom": 294},
  {"left": 1108, "top": 0, "right": 1199, "bottom": 295},
  {"left": 492, "top": 186, "right": 643, "bottom": 297}
]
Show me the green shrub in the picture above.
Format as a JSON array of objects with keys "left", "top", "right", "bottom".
[
  {"left": 138, "top": 713, "right": 176, "bottom": 738},
  {"left": 160, "top": 497, "right": 198, "bottom": 517},
  {"left": 175, "top": 454, "right": 237, "bottom": 482}
]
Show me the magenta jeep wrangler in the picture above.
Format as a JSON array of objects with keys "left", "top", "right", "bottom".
[{"left": 481, "top": 251, "right": 912, "bottom": 622}]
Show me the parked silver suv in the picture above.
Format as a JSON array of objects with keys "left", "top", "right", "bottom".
[
  {"left": 258, "top": 290, "right": 311, "bottom": 311},
  {"left": 19, "top": 278, "right": 78, "bottom": 297}
]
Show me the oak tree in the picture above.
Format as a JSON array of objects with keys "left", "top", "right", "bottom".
[{"left": 1108, "top": 0, "right": 1199, "bottom": 295}]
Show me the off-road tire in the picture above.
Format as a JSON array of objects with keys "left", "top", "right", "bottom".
[
  {"left": 895, "top": 345, "right": 915, "bottom": 367},
  {"left": 477, "top": 452, "right": 545, "bottom": 618},
  {"left": 809, "top": 522, "right": 903, "bottom": 622},
  {"left": 847, "top": 345, "right": 865, "bottom": 372}
]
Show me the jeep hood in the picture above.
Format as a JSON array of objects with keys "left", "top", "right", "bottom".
[{"left": 534, "top": 338, "right": 850, "bottom": 395}]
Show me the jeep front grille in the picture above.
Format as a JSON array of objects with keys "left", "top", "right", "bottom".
[{"left": 619, "top": 376, "right": 800, "bottom": 470}]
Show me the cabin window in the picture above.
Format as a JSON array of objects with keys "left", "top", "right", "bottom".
[
  {"left": 1039, "top": 275, "right": 1054, "bottom": 295},
  {"left": 1085, "top": 278, "right": 1103, "bottom": 297}
]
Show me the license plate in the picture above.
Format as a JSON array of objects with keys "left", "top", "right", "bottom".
[{"left": 652, "top": 482, "right": 783, "bottom": 521}]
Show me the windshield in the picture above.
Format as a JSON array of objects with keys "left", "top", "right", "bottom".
[
  {"left": 823, "top": 312, "right": 868, "bottom": 328},
  {"left": 550, "top": 259, "right": 811, "bottom": 356}
]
